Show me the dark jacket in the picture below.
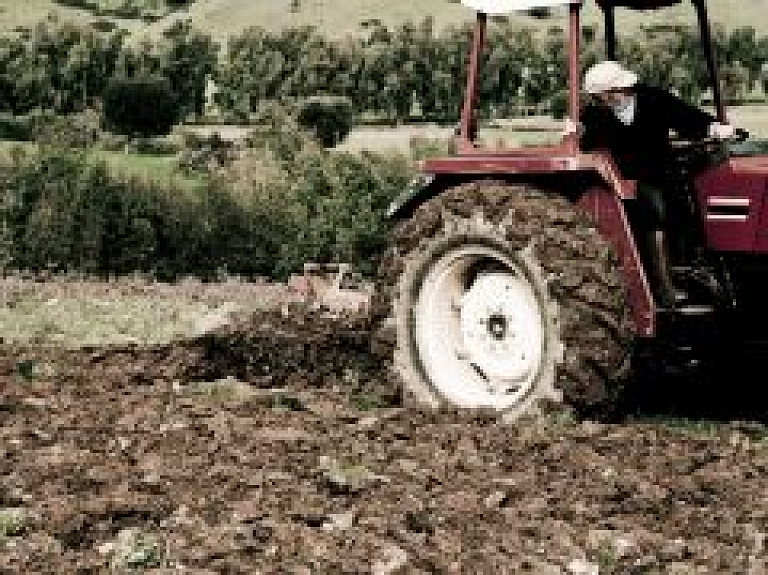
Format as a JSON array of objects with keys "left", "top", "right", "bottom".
[{"left": 580, "top": 83, "right": 715, "bottom": 185}]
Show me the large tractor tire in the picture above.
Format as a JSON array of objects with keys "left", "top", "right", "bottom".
[{"left": 374, "top": 181, "right": 635, "bottom": 421}]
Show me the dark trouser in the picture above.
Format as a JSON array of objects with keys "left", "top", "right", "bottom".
[
  {"left": 625, "top": 182, "right": 686, "bottom": 306},
  {"left": 632, "top": 182, "right": 668, "bottom": 232}
]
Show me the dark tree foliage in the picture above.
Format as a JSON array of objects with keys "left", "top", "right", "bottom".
[
  {"left": 297, "top": 96, "right": 354, "bottom": 147},
  {"left": 102, "top": 76, "right": 180, "bottom": 137},
  {"left": 162, "top": 20, "right": 219, "bottom": 120},
  {"left": 217, "top": 19, "right": 768, "bottom": 124}
]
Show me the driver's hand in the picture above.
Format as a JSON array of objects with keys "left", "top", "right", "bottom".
[
  {"left": 561, "top": 118, "right": 582, "bottom": 138},
  {"left": 708, "top": 122, "right": 736, "bottom": 140}
]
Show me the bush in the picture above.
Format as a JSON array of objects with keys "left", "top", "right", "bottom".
[
  {"left": 408, "top": 135, "right": 456, "bottom": 161},
  {"left": 0, "top": 115, "right": 33, "bottom": 142},
  {"left": 91, "top": 19, "right": 118, "bottom": 33},
  {"left": 28, "top": 109, "right": 103, "bottom": 148},
  {"left": 177, "top": 132, "right": 237, "bottom": 175},
  {"left": 549, "top": 90, "right": 569, "bottom": 120},
  {"left": 245, "top": 102, "right": 319, "bottom": 162},
  {"left": 297, "top": 96, "right": 355, "bottom": 148},
  {"left": 52, "top": 0, "right": 99, "bottom": 9},
  {"left": 525, "top": 7, "right": 552, "bottom": 19},
  {"left": 0, "top": 148, "right": 195, "bottom": 278},
  {"left": 224, "top": 143, "right": 412, "bottom": 280},
  {"left": 2, "top": 148, "right": 157, "bottom": 275},
  {"left": 103, "top": 76, "right": 181, "bottom": 138},
  {"left": 0, "top": 130, "right": 413, "bottom": 281}
]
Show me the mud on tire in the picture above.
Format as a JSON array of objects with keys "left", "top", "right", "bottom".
[{"left": 372, "top": 181, "right": 635, "bottom": 421}]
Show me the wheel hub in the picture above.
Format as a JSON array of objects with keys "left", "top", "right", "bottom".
[
  {"left": 458, "top": 272, "right": 542, "bottom": 388},
  {"left": 488, "top": 314, "right": 507, "bottom": 340}
]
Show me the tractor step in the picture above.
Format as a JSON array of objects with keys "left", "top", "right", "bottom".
[
  {"left": 676, "top": 304, "right": 715, "bottom": 315},
  {"left": 658, "top": 304, "right": 715, "bottom": 315}
]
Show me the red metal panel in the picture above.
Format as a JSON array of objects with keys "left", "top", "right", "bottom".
[
  {"left": 578, "top": 187, "right": 655, "bottom": 336},
  {"left": 694, "top": 159, "right": 768, "bottom": 253},
  {"left": 421, "top": 151, "right": 637, "bottom": 199}
]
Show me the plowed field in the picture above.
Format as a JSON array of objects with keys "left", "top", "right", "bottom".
[{"left": 2, "top": 285, "right": 768, "bottom": 574}]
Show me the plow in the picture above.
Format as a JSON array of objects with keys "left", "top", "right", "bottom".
[{"left": 288, "top": 262, "right": 374, "bottom": 317}]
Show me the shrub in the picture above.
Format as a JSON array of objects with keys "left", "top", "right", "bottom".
[
  {"left": 0, "top": 127, "right": 413, "bottom": 281},
  {"left": 525, "top": 7, "right": 552, "bottom": 19},
  {"left": 549, "top": 89, "right": 569, "bottom": 120},
  {"left": 2, "top": 148, "right": 158, "bottom": 275},
  {"left": 224, "top": 141, "right": 412, "bottom": 280},
  {"left": 408, "top": 135, "right": 456, "bottom": 161},
  {"left": 177, "top": 131, "right": 237, "bottom": 174},
  {"left": 0, "top": 115, "right": 33, "bottom": 142},
  {"left": 103, "top": 76, "right": 181, "bottom": 138},
  {"left": 297, "top": 96, "right": 355, "bottom": 148},
  {"left": 28, "top": 109, "right": 103, "bottom": 148},
  {"left": 52, "top": 0, "right": 99, "bottom": 9},
  {"left": 91, "top": 19, "right": 118, "bottom": 33},
  {"left": 245, "top": 102, "right": 319, "bottom": 162},
  {"left": 0, "top": 146, "right": 280, "bottom": 280}
]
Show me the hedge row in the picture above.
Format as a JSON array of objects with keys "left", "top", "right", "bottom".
[{"left": 0, "top": 123, "right": 413, "bottom": 281}]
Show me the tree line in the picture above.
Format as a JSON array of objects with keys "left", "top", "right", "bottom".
[
  {"left": 1, "top": 15, "right": 767, "bottom": 130},
  {"left": 217, "top": 18, "right": 768, "bottom": 123},
  {"left": 0, "top": 16, "right": 215, "bottom": 121}
]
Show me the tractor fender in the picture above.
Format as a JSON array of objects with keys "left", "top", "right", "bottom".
[
  {"left": 386, "top": 174, "right": 442, "bottom": 220},
  {"left": 386, "top": 169, "right": 656, "bottom": 336},
  {"left": 577, "top": 184, "right": 656, "bottom": 337}
]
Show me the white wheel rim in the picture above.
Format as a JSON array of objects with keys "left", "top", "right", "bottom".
[{"left": 413, "top": 245, "right": 546, "bottom": 409}]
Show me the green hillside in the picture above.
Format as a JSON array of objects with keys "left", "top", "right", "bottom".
[{"left": 1, "top": 0, "right": 767, "bottom": 43}]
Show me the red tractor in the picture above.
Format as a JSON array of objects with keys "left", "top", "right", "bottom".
[{"left": 376, "top": 0, "right": 768, "bottom": 420}]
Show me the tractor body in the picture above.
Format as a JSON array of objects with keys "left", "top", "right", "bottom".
[{"left": 379, "top": 0, "right": 768, "bottom": 418}]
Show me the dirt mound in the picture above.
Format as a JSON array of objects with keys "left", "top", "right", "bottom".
[
  {"left": 2, "top": 307, "right": 768, "bottom": 573},
  {"left": 186, "top": 308, "right": 393, "bottom": 400}
]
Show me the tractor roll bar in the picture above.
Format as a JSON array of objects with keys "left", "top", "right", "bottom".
[
  {"left": 457, "top": 0, "right": 725, "bottom": 148},
  {"left": 457, "top": 3, "right": 583, "bottom": 151},
  {"left": 692, "top": 0, "right": 726, "bottom": 122},
  {"left": 601, "top": 0, "right": 726, "bottom": 122},
  {"left": 459, "top": 11, "right": 487, "bottom": 142},
  {"left": 567, "top": 2, "right": 581, "bottom": 151}
]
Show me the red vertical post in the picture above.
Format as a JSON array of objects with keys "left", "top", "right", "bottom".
[
  {"left": 566, "top": 2, "right": 581, "bottom": 153},
  {"left": 459, "top": 12, "right": 487, "bottom": 143}
]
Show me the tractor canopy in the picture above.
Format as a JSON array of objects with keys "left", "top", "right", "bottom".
[
  {"left": 461, "top": 0, "right": 580, "bottom": 15},
  {"left": 461, "top": 0, "right": 683, "bottom": 13},
  {"left": 596, "top": 0, "right": 681, "bottom": 9}
]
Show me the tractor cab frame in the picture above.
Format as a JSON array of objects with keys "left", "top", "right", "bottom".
[{"left": 456, "top": 0, "right": 727, "bottom": 151}]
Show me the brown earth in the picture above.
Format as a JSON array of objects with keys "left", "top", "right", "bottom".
[{"left": 1, "top": 306, "right": 768, "bottom": 574}]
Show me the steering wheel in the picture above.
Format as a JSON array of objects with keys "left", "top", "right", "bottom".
[{"left": 670, "top": 128, "right": 749, "bottom": 172}]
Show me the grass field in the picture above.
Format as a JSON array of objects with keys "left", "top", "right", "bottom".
[
  {"left": 0, "top": 276, "right": 296, "bottom": 346},
  {"left": 1, "top": 0, "right": 767, "bottom": 43},
  {"left": 0, "top": 140, "right": 204, "bottom": 189}
]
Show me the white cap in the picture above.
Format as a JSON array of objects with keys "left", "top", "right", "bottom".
[{"left": 583, "top": 60, "right": 638, "bottom": 94}]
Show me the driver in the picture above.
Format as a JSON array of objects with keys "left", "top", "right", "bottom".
[{"left": 565, "top": 60, "right": 736, "bottom": 307}]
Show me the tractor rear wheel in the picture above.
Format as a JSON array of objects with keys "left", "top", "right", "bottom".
[{"left": 374, "top": 182, "right": 635, "bottom": 420}]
